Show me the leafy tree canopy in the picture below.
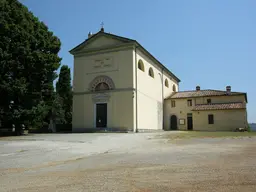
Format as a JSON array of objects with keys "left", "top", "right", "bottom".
[{"left": 0, "top": 0, "right": 62, "bottom": 128}]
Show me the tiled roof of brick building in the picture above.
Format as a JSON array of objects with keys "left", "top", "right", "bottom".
[
  {"left": 192, "top": 102, "right": 246, "bottom": 111},
  {"left": 168, "top": 89, "right": 247, "bottom": 102}
]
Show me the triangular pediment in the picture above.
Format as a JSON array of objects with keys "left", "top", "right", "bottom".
[
  {"left": 70, "top": 32, "right": 134, "bottom": 54},
  {"left": 85, "top": 35, "right": 126, "bottom": 50}
]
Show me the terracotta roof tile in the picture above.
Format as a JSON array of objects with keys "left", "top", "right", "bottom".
[
  {"left": 192, "top": 102, "right": 246, "bottom": 111},
  {"left": 168, "top": 90, "right": 246, "bottom": 100}
]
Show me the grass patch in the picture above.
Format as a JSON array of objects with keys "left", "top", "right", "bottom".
[
  {"left": 17, "top": 149, "right": 28, "bottom": 153},
  {"left": 164, "top": 131, "right": 256, "bottom": 140}
]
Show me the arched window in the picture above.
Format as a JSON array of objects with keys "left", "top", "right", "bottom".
[
  {"left": 95, "top": 82, "right": 110, "bottom": 91},
  {"left": 172, "top": 84, "right": 177, "bottom": 92},
  {"left": 148, "top": 67, "right": 154, "bottom": 78},
  {"left": 165, "top": 79, "right": 169, "bottom": 87},
  {"left": 138, "top": 60, "right": 144, "bottom": 72}
]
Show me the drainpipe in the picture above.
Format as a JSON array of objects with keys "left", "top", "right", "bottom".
[{"left": 135, "top": 46, "right": 138, "bottom": 133}]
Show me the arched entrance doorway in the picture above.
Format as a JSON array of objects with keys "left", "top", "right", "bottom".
[
  {"left": 170, "top": 115, "right": 178, "bottom": 130},
  {"left": 89, "top": 75, "right": 115, "bottom": 128}
]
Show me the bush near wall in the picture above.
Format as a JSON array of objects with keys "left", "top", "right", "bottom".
[
  {"left": 247, "top": 124, "right": 251, "bottom": 132},
  {"left": 56, "top": 124, "right": 72, "bottom": 132},
  {"left": 29, "top": 122, "right": 49, "bottom": 133},
  {"left": 29, "top": 123, "right": 72, "bottom": 133}
]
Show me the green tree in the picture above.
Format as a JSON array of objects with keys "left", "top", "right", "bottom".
[
  {"left": 51, "top": 93, "right": 65, "bottom": 124},
  {"left": 56, "top": 65, "right": 72, "bottom": 124},
  {"left": 0, "top": 0, "right": 61, "bottom": 128}
]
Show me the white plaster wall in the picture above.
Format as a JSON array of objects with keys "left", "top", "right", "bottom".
[
  {"left": 163, "top": 71, "right": 179, "bottom": 99},
  {"left": 73, "top": 49, "right": 134, "bottom": 92},
  {"left": 72, "top": 91, "right": 134, "bottom": 132},
  {"left": 72, "top": 47, "right": 135, "bottom": 131},
  {"left": 164, "top": 98, "right": 193, "bottom": 131},
  {"left": 135, "top": 49, "right": 178, "bottom": 130},
  {"left": 193, "top": 109, "right": 247, "bottom": 131}
]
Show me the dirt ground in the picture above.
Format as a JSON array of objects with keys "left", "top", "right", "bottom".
[{"left": 0, "top": 132, "right": 256, "bottom": 192}]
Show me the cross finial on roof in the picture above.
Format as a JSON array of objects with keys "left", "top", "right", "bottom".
[{"left": 100, "top": 22, "right": 104, "bottom": 32}]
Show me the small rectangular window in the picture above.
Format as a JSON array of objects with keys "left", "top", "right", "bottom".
[
  {"left": 187, "top": 99, "right": 192, "bottom": 106},
  {"left": 207, "top": 99, "right": 211, "bottom": 104},
  {"left": 208, "top": 114, "right": 214, "bottom": 124},
  {"left": 171, "top": 100, "right": 176, "bottom": 107}
]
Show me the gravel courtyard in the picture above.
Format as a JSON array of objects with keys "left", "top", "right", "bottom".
[{"left": 0, "top": 132, "right": 256, "bottom": 192}]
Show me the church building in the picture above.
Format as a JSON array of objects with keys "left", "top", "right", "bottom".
[{"left": 70, "top": 27, "right": 248, "bottom": 132}]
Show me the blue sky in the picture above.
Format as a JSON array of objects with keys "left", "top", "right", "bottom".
[{"left": 20, "top": 0, "right": 255, "bottom": 123}]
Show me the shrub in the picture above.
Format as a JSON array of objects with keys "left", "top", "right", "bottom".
[{"left": 247, "top": 124, "right": 251, "bottom": 132}]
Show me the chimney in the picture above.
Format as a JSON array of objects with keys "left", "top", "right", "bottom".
[
  {"left": 226, "top": 86, "right": 231, "bottom": 93},
  {"left": 88, "top": 31, "right": 92, "bottom": 38},
  {"left": 196, "top": 86, "right": 200, "bottom": 91}
]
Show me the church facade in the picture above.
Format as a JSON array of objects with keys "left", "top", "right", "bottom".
[
  {"left": 70, "top": 27, "right": 179, "bottom": 132},
  {"left": 70, "top": 28, "right": 248, "bottom": 132}
]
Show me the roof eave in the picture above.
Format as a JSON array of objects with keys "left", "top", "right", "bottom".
[
  {"left": 69, "top": 32, "right": 181, "bottom": 83},
  {"left": 134, "top": 42, "right": 181, "bottom": 83},
  {"left": 244, "top": 93, "right": 248, "bottom": 103},
  {"left": 69, "top": 31, "right": 136, "bottom": 55},
  {"left": 168, "top": 92, "right": 248, "bottom": 100},
  {"left": 192, "top": 108, "right": 246, "bottom": 111},
  {"left": 69, "top": 31, "right": 102, "bottom": 55}
]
